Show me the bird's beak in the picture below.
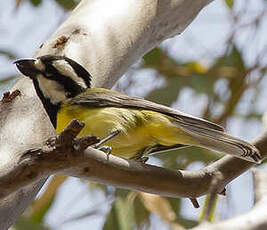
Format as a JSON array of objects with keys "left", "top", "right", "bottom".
[{"left": 14, "top": 58, "right": 37, "bottom": 79}]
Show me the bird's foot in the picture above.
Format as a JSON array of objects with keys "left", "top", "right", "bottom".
[
  {"left": 94, "top": 130, "right": 120, "bottom": 149},
  {"left": 99, "top": 146, "right": 112, "bottom": 154},
  {"left": 136, "top": 156, "right": 149, "bottom": 164},
  {"left": 99, "top": 146, "right": 112, "bottom": 160},
  {"left": 46, "top": 136, "right": 59, "bottom": 150}
]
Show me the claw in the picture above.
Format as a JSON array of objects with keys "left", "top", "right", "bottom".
[
  {"left": 99, "top": 146, "right": 112, "bottom": 160},
  {"left": 46, "top": 136, "right": 58, "bottom": 150},
  {"left": 136, "top": 156, "right": 149, "bottom": 164},
  {"left": 99, "top": 146, "right": 112, "bottom": 155}
]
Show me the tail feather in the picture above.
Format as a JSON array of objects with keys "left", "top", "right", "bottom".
[{"left": 175, "top": 121, "right": 261, "bottom": 163}]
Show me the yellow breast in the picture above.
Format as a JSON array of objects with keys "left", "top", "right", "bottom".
[
  {"left": 56, "top": 103, "right": 195, "bottom": 159},
  {"left": 57, "top": 104, "right": 153, "bottom": 158}
]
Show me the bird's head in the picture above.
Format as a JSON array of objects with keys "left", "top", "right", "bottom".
[{"left": 14, "top": 55, "right": 92, "bottom": 105}]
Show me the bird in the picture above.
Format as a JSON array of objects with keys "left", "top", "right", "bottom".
[{"left": 14, "top": 55, "right": 261, "bottom": 163}]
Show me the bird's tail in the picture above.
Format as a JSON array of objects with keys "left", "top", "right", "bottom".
[{"left": 174, "top": 121, "right": 261, "bottom": 163}]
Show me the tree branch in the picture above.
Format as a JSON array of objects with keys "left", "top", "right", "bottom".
[
  {"left": 1, "top": 120, "right": 266, "bottom": 203},
  {"left": 191, "top": 170, "right": 267, "bottom": 230}
]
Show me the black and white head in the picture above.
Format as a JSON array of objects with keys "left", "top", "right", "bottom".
[
  {"left": 15, "top": 55, "right": 91, "bottom": 104},
  {"left": 14, "top": 55, "right": 92, "bottom": 127}
]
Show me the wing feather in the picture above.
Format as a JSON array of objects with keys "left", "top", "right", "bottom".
[{"left": 70, "top": 88, "right": 225, "bottom": 132}]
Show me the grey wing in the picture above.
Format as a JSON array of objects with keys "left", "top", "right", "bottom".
[
  {"left": 71, "top": 89, "right": 261, "bottom": 163},
  {"left": 72, "top": 89, "right": 225, "bottom": 132},
  {"left": 145, "top": 144, "right": 189, "bottom": 155}
]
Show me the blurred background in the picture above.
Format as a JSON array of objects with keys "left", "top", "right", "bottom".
[{"left": 0, "top": 0, "right": 266, "bottom": 229}]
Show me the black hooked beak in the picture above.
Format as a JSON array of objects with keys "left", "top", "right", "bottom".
[{"left": 14, "top": 58, "right": 38, "bottom": 79}]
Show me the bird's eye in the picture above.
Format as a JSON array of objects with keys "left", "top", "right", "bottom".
[{"left": 65, "top": 92, "right": 72, "bottom": 98}]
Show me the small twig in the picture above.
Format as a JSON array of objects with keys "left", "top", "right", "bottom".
[
  {"left": 201, "top": 173, "right": 224, "bottom": 222},
  {"left": 45, "top": 120, "right": 99, "bottom": 153},
  {"left": 190, "top": 198, "right": 200, "bottom": 208},
  {"left": 193, "top": 171, "right": 267, "bottom": 230},
  {"left": 0, "top": 90, "right": 21, "bottom": 104},
  {"left": 0, "top": 120, "right": 99, "bottom": 199},
  {"left": 190, "top": 181, "right": 226, "bottom": 209}
]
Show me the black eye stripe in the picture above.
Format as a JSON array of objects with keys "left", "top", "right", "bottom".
[
  {"left": 38, "top": 57, "right": 85, "bottom": 97},
  {"left": 48, "top": 72, "right": 84, "bottom": 97},
  {"left": 64, "top": 58, "right": 91, "bottom": 88}
]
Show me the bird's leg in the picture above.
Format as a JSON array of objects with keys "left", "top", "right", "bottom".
[
  {"left": 94, "top": 130, "right": 120, "bottom": 160},
  {"left": 131, "top": 146, "right": 153, "bottom": 164},
  {"left": 95, "top": 130, "right": 121, "bottom": 149}
]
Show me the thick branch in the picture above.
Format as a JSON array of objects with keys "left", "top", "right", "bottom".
[{"left": 1, "top": 122, "right": 266, "bottom": 201}]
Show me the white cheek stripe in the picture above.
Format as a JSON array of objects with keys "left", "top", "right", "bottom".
[
  {"left": 52, "top": 60, "right": 87, "bottom": 88},
  {"left": 37, "top": 75, "right": 66, "bottom": 104}
]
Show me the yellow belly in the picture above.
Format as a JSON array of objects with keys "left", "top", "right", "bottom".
[{"left": 56, "top": 104, "right": 195, "bottom": 159}]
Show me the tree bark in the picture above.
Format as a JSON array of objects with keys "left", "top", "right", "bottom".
[{"left": 1, "top": 123, "right": 266, "bottom": 201}]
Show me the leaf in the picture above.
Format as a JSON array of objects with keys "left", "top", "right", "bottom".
[
  {"left": 127, "top": 191, "right": 150, "bottom": 227},
  {"left": 224, "top": 0, "right": 234, "bottom": 9},
  {"left": 14, "top": 217, "right": 49, "bottom": 230},
  {"left": 199, "top": 194, "right": 218, "bottom": 222},
  {"left": 146, "top": 77, "right": 182, "bottom": 106},
  {"left": 30, "top": 175, "right": 67, "bottom": 223},
  {"left": 189, "top": 75, "right": 215, "bottom": 95},
  {"left": 54, "top": 0, "right": 78, "bottom": 10},
  {"left": 143, "top": 48, "right": 164, "bottom": 66},
  {"left": 156, "top": 147, "right": 221, "bottom": 170},
  {"left": 209, "top": 45, "right": 248, "bottom": 123},
  {"left": 103, "top": 198, "right": 134, "bottom": 230},
  {"left": 209, "top": 45, "right": 246, "bottom": 79},
  {"left": 144, "top": 48, "right": 214, "bottom": 103},
  {"left": 29, "top": 0, "right": 42, "bottom": 7},
  {"left": 178, "top": 217, "right": 199, "bottom": 229},
  {"left": 167, "top": 197, "right": 181, "bottom": 215},
  {"left": 139, "top": 193, "right": 176, "bottom": 224},
  {"left": 115, "top": 188, "right": 131, "bottom": 199},
  {"left": 186, "top": 62, "right": 208, "bottom": 75},
  {"left": 89, "top": 181, "right": 109, "bottom": 195}
]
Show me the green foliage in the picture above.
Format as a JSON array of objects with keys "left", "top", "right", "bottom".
[
  {"left": 146, "top": 77, "right": 182, "bottom": 106},
  {"left": 29, "top": 0, "right": 42, "bottom": 7},
  {"left": 22, "top": 0, "right": 78, "bottom": 9},
  {"left": 103, "top": 198, "right": 135, "bottom": 230},
  {"left": 224, "top": 0, "right": 234, "bottom": 9},
  {"left": 54, "top": 0, "right": 78, "bottom": 10},
  {"left": 13, "top": 217, "right": 49, "bottom": 230},
  {"left": 143, "top": 48, "right": 164, "bottom": 66},
  {"left": 30, "top": 198, "right": 54, "bottom": 224},
  {"left": 199, "top": 194, "right": 218, "bottom": 222},
  {"left": 133, "top": 196, "right": 150, "bottom": 227}
]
